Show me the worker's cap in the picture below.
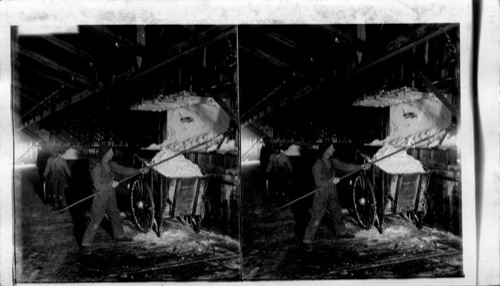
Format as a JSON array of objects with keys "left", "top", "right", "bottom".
[
  {"left": 318, "top": 141, "right": 333, "bottom": 155},
  {"left": 98, "top": 145, "right": 112, "bottom": 159}
]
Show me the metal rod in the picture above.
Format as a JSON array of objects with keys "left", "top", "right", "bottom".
[
  {"left": 15, "top": 143, "right": 36, "bottom": 164},
  {"left": 59, "top": 137, "right": 215, "bottom": 213},
  {"left": 333, "top": 250, "right": 462, "bottom": 274},
  {"left": 279, "top": 128, "right": 448, "bottom": 210},
  {"left": 117, "top": 137, "right": 215, "bottom": 184},
  {"left": 241, "top": 137, "right": 262, "bottom": 159},
  {"left": 121, "top": 254, "right": 240, "bottom": 276},
  {"left": 413, "top": 66, "right": 460, "bottom": 119}
]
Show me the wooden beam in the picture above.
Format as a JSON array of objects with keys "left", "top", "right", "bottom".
[
  {"left": 12, "top": 80, "right": 50, "bottom": 101},
  {"left": 264, "top": 31, "right": 312, "bottom": 56},
  {"left": 239, "top": 45, "right": 310, "bottom": 80},
  {"left": 21, "top": 26, "right": 236, "bottom": 127},
  {"left": 201, "top": 90, "right": 238, "bottom": 126},
  {"left": 43, "top": 35, "right": 112, "bottom": 74},
  {"left": 413, "top": 67, "right": 460, "bottom": 120},
  {"left": 17, "top": 86, "right": 66, "bottom": 125},
  {"left": 15, "top": 63, "right": 81, "bottom": 90},
  {"left": 13, "top": 43, "right": 92, "bottom": 86},
  {"left": 241, "top": 76, "right": 293, "bottom": 120},
  {"left": 260, "top": 31, "right": 336, "bottom": 71},
  {"left": 242, "top": 84, "right": 315, "bottom": 127},
  {"left": 347, "top": 24, "right": 458, "bottom": 77},
  {"left": 85, "top": 26, "right": 147, "bottom": 57},
  {"left": 14, "top": 90, "right": 39, "bottom": 104},
  {"left": 316, "top": 25, "right": 369, "bottom": 52},
  {"left": 129, "top": 26, "right": 236, "bottom": 82}
]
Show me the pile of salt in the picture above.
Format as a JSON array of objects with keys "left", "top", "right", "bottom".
[{"left": 373, "top": 145, "right": 425, "bottom": 174}]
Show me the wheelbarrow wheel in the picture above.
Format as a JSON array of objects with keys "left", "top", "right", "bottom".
[
  {"left": 130, "top": 178, "right": 155, "bottom": 233},
  {"left": 352, "top": 174, "right": 376, "bottom": 230}
]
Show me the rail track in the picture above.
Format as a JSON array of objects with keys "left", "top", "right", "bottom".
[{"left": 329, "top": 249, "right": 462, "bottom": 275}]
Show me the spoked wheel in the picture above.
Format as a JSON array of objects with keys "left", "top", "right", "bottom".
[
  {"left": 130, "top": 178, "right": 155, "bottom": 233},
  {"left": 352, "top": 174, "right": 376, "bottom": 229}
]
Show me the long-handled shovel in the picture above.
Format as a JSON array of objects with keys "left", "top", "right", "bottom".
[
  {"left": 59, "top": 137, "right": 216, "bottom": 213},
  {"left": 278, "top": 127, "right": 451, "bottom": 211}
]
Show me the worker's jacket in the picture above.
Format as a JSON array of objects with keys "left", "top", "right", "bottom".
[
  {"left": 312, "top": 157, "right": 358, "bottom": 189},
  {"left": 266, "top": 152, "right": 293, "bottom": 176},
  {"left": 91, "top": 161, "right": 137, "bottom": 193},
  {"left": 44, "top": 156, "right": 71, "bottom": 181}
]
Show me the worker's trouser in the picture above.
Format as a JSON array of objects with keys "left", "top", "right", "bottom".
[
  {"left": 49, "top": 178, "right": 67, "bottom": 208},
  {"left": 81, "top": 189, "right": 125, "bottom": 247},
  {"left": 303, "top": 185, "right": 347, "bottom": 244}
]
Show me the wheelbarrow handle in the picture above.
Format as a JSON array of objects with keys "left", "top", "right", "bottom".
[
  {"left": 279, "top": 130, "right": 445, "bottom": 211},
  {"left": 59, "top": 138, "right": 216, "bottom": 213}
]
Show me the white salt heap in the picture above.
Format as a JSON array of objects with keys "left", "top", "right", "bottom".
[
  {"left": 353, "top": 87, "right": 438, "bottom": 107},
  {"left": 151, "top": 148, "right": 203, "bottom": 177},
  {"left": 137, "top": 92, "right": 231, "bottom": 155},
  {"left": 373, "top": 145, "right": 425, "bottom": 174},
  {"left": 166, "top": 101, "right": 229, "bottom": 145},
  {"left": 283, "top": 144, "right": 301, "bottom": 156},
  {"left": 354, "top": 87, "right": 453, "bottom": 144},
  {"left": 145, "top": 132, "right": 225, "bottom": 152},
  {"left": 369, "top": 128, "right": 456, "bottom": 148},
  {"left": 216, "top": 137, "right": 237, "bottom": 154},
  {"left": 61, "top": 147, "right": 80, "bottom": 160},
  {"left": 130, "top": 91, "right": 208, "bottom": 111}
]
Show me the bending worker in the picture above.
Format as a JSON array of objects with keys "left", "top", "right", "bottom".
[
  {"left": 44, "top": 146, "right": 71, "bottom": 211},
  {"left": 81, "top": 145, "right": 148, "bottom": 255},
  {"left": 302, "top": 142, "right": 369, "bottom": 252}
]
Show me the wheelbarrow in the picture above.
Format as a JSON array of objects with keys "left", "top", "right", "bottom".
[
  {"left": 126, "top": 169, "right": 209, "bottom": 237},
  {"left": 346, "top": 165, "right": 431, "bottom": 234}
]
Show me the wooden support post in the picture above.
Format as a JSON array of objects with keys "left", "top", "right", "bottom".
[{"left": 413, "top": 66, "right": 460, "bottom": 120}]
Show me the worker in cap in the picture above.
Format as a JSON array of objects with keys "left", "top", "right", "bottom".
[
  {"left": 81, "top": 145, "right": 148, "bottom": 255},
  {"left": 266, "top": 143, "right": 293, "bottom": 202},
  {"left": 44, "top": 145, "right": 71, "bottom": 211},
  {"left": 302, "top": 141, "right": 370, "bottom": 252},
  {"left": 36, "top": 141, "right": 51, "bottom": 204}
]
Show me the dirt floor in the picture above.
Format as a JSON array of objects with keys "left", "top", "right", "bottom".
[
  {"left": 14, "top": 166, "right": 241, "bottom": 283},
  {"left": 241, "top": 162, "right": 464, "bottom": 280},
  {"left": 13, "top": 162, "right": 465, "bottom": 282}
]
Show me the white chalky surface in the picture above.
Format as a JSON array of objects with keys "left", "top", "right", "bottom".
[
  {"left": 130, "top": 91, "right": 207, "bottom": 111},
  {"left": 140, "top": 93, "right": 230, "bottom": 153},
  {"left": 388, "top": 99, "right": 452, "bottom": 139},
  {"left": 369, "top": 127, "right": 457, "bottom": 148},
  {"left": 354, "top": 87, "right": 453, "bottom": 141},
  {"left": 283, "top": 144, "right": 301, "bottom": 156},
  {"left": 145, "top": 133, "right": 224, "bottom": 152},
  {"left": 151, "top": 148, "right": 203, "bottom": 177},
  {"left": 60, "top": 147, "right": 80, "bottom": 160},
  {"left": 373, "top": 145, "right": 425, "bottom": 174},
  {"left": 217, "top": 138, "right": 237, "bottom": 154},
  {"left": 353, "top": 87, "right": 440, "bottom": 107}
]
